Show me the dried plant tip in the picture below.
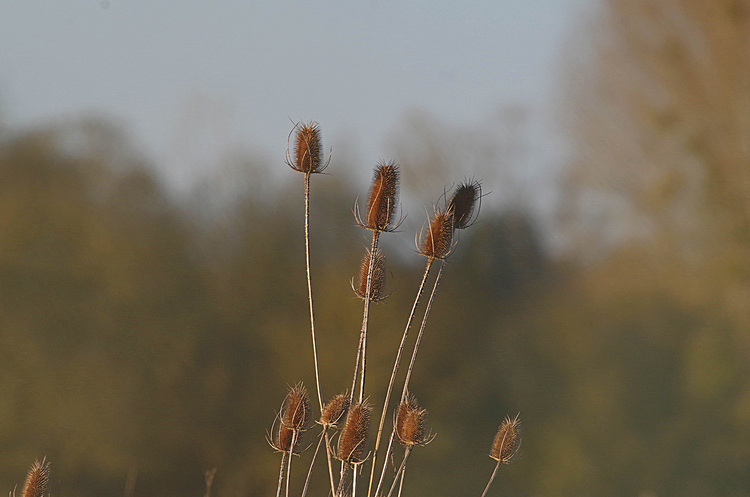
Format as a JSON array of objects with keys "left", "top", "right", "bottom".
[
  {"left": 22, "top": 458, "right": 50, "bottom": 497},
  {"left": 489, "top": 414, "right": 521, "bottom": 463},
  {"left": 320, "top": 392, "right": 351, "bottom": 429},
  {"left": 336, "top": 400, "right": 372, "bottom": 465},
  {"left": 290, "top": 121, "right": 324, "bottom": 173},
  {"left": 272, "top": 383, "right": 311, "bottom": 453},
  {"left": 364, "top": 161, "right": 399, "bottom": 231},
  {"left": 354, "top": 249, "right": 387, "bottom": 302},
  {"left": 448, "top": 180, "right": 481, "bottom": 229},
  {"left": 395, "top": 394, "right": 429, "bottom": 447},
  {"left": 420, "top": 210, "right": 454, "bottom": 259}
]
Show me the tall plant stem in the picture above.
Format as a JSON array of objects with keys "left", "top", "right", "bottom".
[
  {"left": 367, "top": 259, "right": 434, "bottom": 497},
  {"left": 350, "top": 231, "right": 381, "bottom": 404},
  {"left": 275, "top": 452, "right": 287, "bottom": 497},
  {"left": 374, "top": 260, "right": 444, "bottom": 497},
  {"left": 480, "top": 460, "right": 502, "bottom": 497},
  {"left": 324, "top": 431, "right": 337, "bottom": 496},
  {"left": 285, "top": 433, "right": 298, "bottom": 497},
  {"left": 301, "top": 430, "right": 326, "bottom": 497},
  {"left": 304, "top": 172, "right": 324, "bottom": 413},
  {"left": 385, "top": 447, "right": 412, "bottom": 497}
]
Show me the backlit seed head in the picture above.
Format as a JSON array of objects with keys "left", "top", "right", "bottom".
[
  {"left": 320, "top": 392, "right": 351, "bottom": 429},
  {"left": 22, "top": 458, "right": 50, "bottom": 497},
  {"left": 336, "top": 400, "right": 372, "bottom": 465},
  {"left": 354, "top": 249, "right": 387, "bottom": 302},
  {"left": 363, "top": 162, "right": 399, "bottom": 231},
  {"left": 271, "top": 383, "right": 311, "bottom": 454},
  {"left": 395, "top": 394, "right": 430, "bottom": 447},
  {"left": 489, "top": 414, "right": 521, "bottom": 464},
  {"left": 288, "top": 121, "right": 325, "bottom": 174},
  {"left": 448, "top": 180, "right": 481, "bottom": 229},
  {"left": 419, "top": 210, "right": 454, "bottom": 260}
]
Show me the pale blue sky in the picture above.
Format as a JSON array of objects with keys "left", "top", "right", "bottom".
[{"left": 0, "top": 1, "right": 590, "bottom": 192}]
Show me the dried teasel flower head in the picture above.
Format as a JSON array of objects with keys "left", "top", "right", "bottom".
[
  {"left": 489, "top": 414, "right": 521, "bottom": 464},
  {"left": 320, "top": 392, "right": 351, "bottom": 429},
  {"left": 419, "top": 208, "right": 454, "bottom": 260},
  {"left": 286, "top": 121, "right": 328, "bottom": 174},
  {"left": 270, "top": 383, "right": 311, "bottom": 454},
  {"left": 395, "top": 394, "right": 432, "bottom": 447},
  {"left": 358, "top": 161, "right": 400, "bottom": 232},
  {"left": 353, "top": 248, "right": 387, "bottom": 302},
  {"left": 448, "top": 179, "right": 482, "bottom": 229},
  {"left": 336, "top": 400, "right": 372, "bottom": 466},
  {"left": 22, "top": 458, "right": 50, "bottom": 497}
]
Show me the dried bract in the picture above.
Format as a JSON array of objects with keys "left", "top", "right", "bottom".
[
  {"left": 272, "top": 383, "right": 311, "bottom": 454},
  {"left": 336, "top": 400, "right": 372, "bottom": 465},
  {"left": 320, "top": 392, "right": 351, "bottom": 429},
  {"left": 395, "top": 395, "right": 430, "bottom": 447},
  {"left": 489, "top": 414, "right": 521, "bottom": 464}
]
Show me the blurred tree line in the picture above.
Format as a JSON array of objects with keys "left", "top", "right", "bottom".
[{"left": 2, "top": 1, "right": 750, "bottom": 496}]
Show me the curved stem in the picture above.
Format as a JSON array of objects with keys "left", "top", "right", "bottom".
[
  {"left": 480, "top": 460, "right": 502, "bottom": 497},
  {"left": 301, "top": 429, "right": 326, "bottom": 497},
  {"left": 304, "top": 173, "right": 324, "bottom": 413},
  {"left": 369, "top": 259, "right": 434, "bottom": 497},
  {"left": 385, "top": 447, "right": 412, "bottom": 497},
  {"left": 275, "top": 452, "right": 287, "bottom": 497},
  {"left": 351, "top": 231, "right": 380, "bottom": 403}
]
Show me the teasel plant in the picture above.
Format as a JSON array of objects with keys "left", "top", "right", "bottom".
[
  {"left": 273, "top": 121, "right": 518, "bottom": 497},
  {"left": 480, "top": 414, "right": 522, "bottom": 497},
  {"left": 11, "top": 457, "right": 51, "bottom": 497}
]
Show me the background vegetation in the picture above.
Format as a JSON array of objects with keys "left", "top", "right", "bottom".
[{"left": 2, "top": 1, "right": 749, "bottom": 496}]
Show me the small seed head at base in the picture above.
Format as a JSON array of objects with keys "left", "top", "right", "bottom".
[
  {"left": 419, "top": 209, "right": 454, "bottom": 260},
  {"left": 395, "top": 394, "right": 430, "bottom": 447},
  {"left": 448, "top": 180, "right": 481, "bottom": 229},
  {"left": 320, "top": 392, "right": 351, "bottom": 429},
  {"left": 489, "top": 414, "right": 521, "bottom": 464},
  {"left": 22, "top": 458, "right": 50, "bottom": 497},
  {"left": 336, "top": 400, "right": 372, "bottom": 465},
  {"left": 272, "top": 383, "right": 311, "bottom": 454},
  {"left": 354, "top": 248, "right": 387, "bottom": 302},
  {"left": 289, "top": 121, "right": 324, "bottom": 174},
  {"left": 363, "top": 161, "right": 399, "bottom": 231}
]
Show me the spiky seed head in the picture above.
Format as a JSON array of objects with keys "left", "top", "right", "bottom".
[
  {"left": 22, "top": 458, "right": 50, "bottom": 497},
  {"left": 364, "top": 162, "right": 399, "bottom": 231},
  {"left": 448, "top": 180, "right": 481, "bottom": 229},
  {"left": 395, "top": 395, "right": 429, "bottom": 447},
  {"left": 273, "top": 383, "right": 311, "bottom": 454},
  {"left": 354, "top": 249, "right": 387, "bottom": 302},
  {"left": 420, "top": 210, "right": 454, "bottom": 260},
  {"left": 320, "top": 392, "right": 351, "bottom": 429},
  {"left": 291, "top": 121, "right": 324, "bottom": 174},
  {"left": 336, "top": 400, "right": 372, "bottom": 465},
  {"left": 489, "top": 414, "right": 521, "bottom": 463}
]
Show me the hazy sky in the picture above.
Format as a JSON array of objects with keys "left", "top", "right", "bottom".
[{"left": 0, "top": 1, "right": 590, "bottom": 191}]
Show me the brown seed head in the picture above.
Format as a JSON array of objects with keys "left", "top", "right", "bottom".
[
  {"left": 364, "top": 162, "right": 399, "bottom": 231},
  {"left": 320, "top": 392, "right": 351, "bottom": 429},
  {"left": 395, "top": 395, "right": 429, "bottom": 447},
  {"left": 448, "top": 180, "right": 481, "bottom": 229},
  {"left": 336, "top": 400, "right": 372, "bottom": 465},
  {"left": 489, "top": 414, "right": 521, "bottom": 463},
  {"left": 273, "top": 383, "right": 311, "bottom": 454},
  {"left": 22, "top": 458, "right": 50, "bottom": 497},
  {"left": 290, "top": 121, "right": 324, "bottom": 174},
  {"left": 354, "top": 249, "right": 387, "bottom": 302},
  {"left": 420, "top": 210, "right": 454, "bottom": 260}
]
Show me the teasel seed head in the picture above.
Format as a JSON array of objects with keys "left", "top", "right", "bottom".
[
  {"left": 336, "top": 400, "right": 372, "bottom": 466},
  {"left": 489, "top": 414, "right": 521, "bottom": 464},
  {"left": 287, "top": 121, "right": 326, "bottom": 174},
  {"left": 448, "top": 180, "right": 482, "bottom": 229},
  {"left": 419, "top": 209, "right": 454, "bottom": 260},
  {"left": 22, "top": 458, "right": 50, "bottom": 497},
  {"left": 271, "top": 383, "right": 311, "bottom": 454},
  {"left": 353, "top": 248, "right": 387, "bottom": 302},
  {"left": 360, "top": 161, "right": 399, "bottom": 232},
  {"left": 320, "top": 392, "right": 351, "bottom": 429},
  {"left": 395, "top": 394, "right": 432, "bottom": 448}
]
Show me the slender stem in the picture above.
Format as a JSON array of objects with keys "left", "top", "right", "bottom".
[
  {"left": 385, "top": 447, "right": 412, "bottom": 497},
  {"left": 367, "top": 259, "right": 434, "bottom": 497},
  {"left": 324, "top": 430, "right": 337, "bottom": 496},
  {"left": 396, "top": 467, "right": 405, "bottom": 497},
  {"left": 285, "top": 434, "right": 296, "bottom": 497},
  {"left": 356, "top": 231, "right": 380, "bottom": 403},
  {"left": 304, "top": 173, "right": 324, "bottom": 413},
  {"left": 336, "top": 465, "right": 351, "bottom": 497},
  {"left": 276, "top": 452, "right": 287, "bottom": 497},
  {"left": 480, "top": 460, "right": 502, "bottom": 497},
  {"left": 301, "top": 429, "right": 326, "bottom": 497}
]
